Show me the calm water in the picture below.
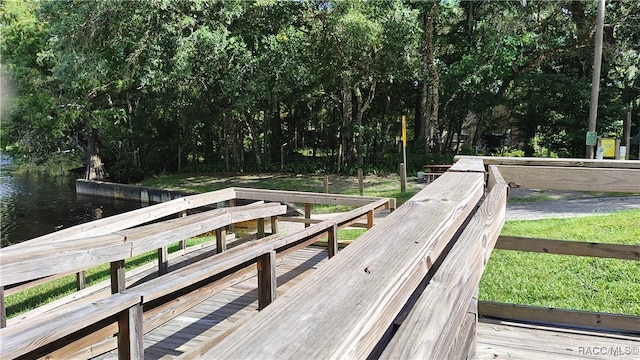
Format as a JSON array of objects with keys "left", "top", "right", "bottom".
[{"left": 0, "top": 159, "right": 142, "bottom": 247}]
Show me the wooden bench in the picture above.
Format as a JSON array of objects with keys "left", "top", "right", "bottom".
[
  {"left": 0, "top": 292, "right": 143, "bottom": 360},
  {"left": 420, "top": 164, "right": 452, "bottom": 182}
]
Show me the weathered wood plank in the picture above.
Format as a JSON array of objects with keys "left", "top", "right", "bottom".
[
  {"left": 122, "top": 203, "right": 286, "bottom": 257},
  {"left": 0, "top": 203, "right": 284, "bottom": 287},
  {"left": 0, "top": 287, "right": 5, "bottom": 328},
  {"left": 0, "top": 235, "right": 129, "bottom": 287},
  {"left": 304, "top": 203, "right": 311, "bottom": 228},
  {"left": 110, "top": 260, "right": 126, "bottom": 294},
  {"left": 479, "top": 301, "right": 640, "bottom": 334},
  {"left": 487, "top": 165, "right": 507, "bottom": 193},
  {"left": 200, "top": 172, "right": 484, "bottom": 359},
  {"left": 447, "top": 298, "right": 477, "bottom": 360},
  {"left": 0, "top": 293, "right": 141, "bottom": 359},
  {"left": 476, "top": 319, "right": 640, "bottom": 360},
  {"left": 496, "top": 236, "right": 640, "bottom": 260},
  {"left": 7, "top": 188, "right": 237, "bottom": 251},
  {"left": 117, "top": 300, "right": 144, "bottom": 360},
  {"left": 233, "top": 187, "right": 390, "bottom": 207},
  {"left": 450, "top": 157, "right": 486, "bottom": 173},
  {"left": 215, "top": 228, "right": 227, "bottom": 253},
  {"left": 327, "top": 223, "right": 338, "bottom": 258},
  {"left": 495, "top": 165, "right": 640, "bottom": 193},
  {"left": 454, "top": 155, "right": 640, "bottom": 169},
  {"left": 158, "top": 247, "right": 169, "bottom": 275},
  {"left": 380, "top": 175, "right": 507, "bottom": 359},
  {"left": 257, "top": 251, "right": 277, "bottom": 310}
]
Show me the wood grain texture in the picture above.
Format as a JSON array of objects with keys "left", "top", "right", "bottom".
[
  {"left": 198, "top": 172, "right": 484, "bottom": 359},
  {"left": 479, "top": 301, "right": 640, "bottom": 334},
  {"left": 233, "top": 187, "right": 390, "bottom": 207},
  {"left": 0, "top": 293, "right": 141, "bottom": 359},
  {"left": 0, "top": 235, "right": 129, "bottom": 287},
  {"left": 454, "top": 155, "right": 640, "bottom": 169},
  {"left": 496, "top": 236, "right": 640, "bottom": 260},
  {"left": 257, "top": 251, "right": 277, "bottom": 310},
  {"left": 495, "top": 165, "right": 640, "bottom": 193},
  {"left": 476, "top": 319, "right": 640, "bottom": 360},
  {"left": 450, "top": 157, "right": 486, "bottom": 173},
  {"left": 487, "top": 165, "right": 507, "bottom": 193},
  {"left": 117, "top": 301, "right": 143, "bottom": 360},
  {"left": 380, "top": 175, "right": 507, "bottom": 359},
  {"left": 0, "top": 203, "right": 286, "bottom": 287}
]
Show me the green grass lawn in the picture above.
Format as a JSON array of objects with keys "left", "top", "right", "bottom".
[
  {"left": 479, "top": 210, "right": 640, "bottom": 316},
  {"left": 139, "top": 173, "right": 422, "bottom": 207}
]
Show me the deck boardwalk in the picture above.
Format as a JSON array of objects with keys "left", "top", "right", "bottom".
[
  {"left": 95, "top": 246, "right": 329, "bottom": 360},
  {"left": 93, "top": 244, "right": 639, "bottom": 360},
  {"left": 477, "top": 319, "right": 640, "bottom": 360}
]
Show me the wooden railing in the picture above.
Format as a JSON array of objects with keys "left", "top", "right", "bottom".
[
  {"left": 1, "top": 157, "right": 637, "bottom": 359},
  {"left": 457, "top": 156, "right": 640, "bottom": 335},
  {"left": 180, "top": 157, "right": 500, "bottom": 359},
  {"left": 0, "top": 187, "right": 394, "bottom": 359}
]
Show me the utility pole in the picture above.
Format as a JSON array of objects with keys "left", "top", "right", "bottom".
[{"left": 586, "top": 0, "right": 606, "bottom": 159}]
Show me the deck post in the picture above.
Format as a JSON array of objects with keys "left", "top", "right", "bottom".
[
  {"left": 179, "top": 210, "right": 187, "bottom": 254},
  {"left": 216, "top": 228, "right": 227, "bottom": 253},
  {"left": 257, "top": 250, "right": 277, "bottom": 310},
  {"left": 76, "top": 271, "right": 86, "bottom": 291},
  {"left": 158, "top": 247, "right": 169, "bottom": 275},
  {"left": 328, "top": 224, "right": 338, "bottom": 258},
  {"left": 117, "top": 300, "right": 144, "bottom": 360},
  {"left": 110, "top": 260, "right": 126, "bottom": 294},
  {"left": 257, "top": 218, "right": 266, "bottom": 238},
  {"left": 304, "top": 203, "right": 311, "bottom": 228},
  {"left": 270, "top": 216, "right": 278, "bottom": 235},
  {"left": 467, "top": 292, "right": 478, "bottom": 360},
  {"left": 228, "top": 199, "right": 236, "bottom": 233},
  {"left": 367, "top": 210, "right": 374, "bottom": 229},
  {"left": 0, "top": 286, "right": 5, "bottom": 328}
]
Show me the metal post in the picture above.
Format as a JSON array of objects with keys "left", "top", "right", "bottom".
[{"left": 586, "top": 0, "right": 606, "bottom": 159}]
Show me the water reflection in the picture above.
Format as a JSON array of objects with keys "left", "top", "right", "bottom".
[{"left": 1, "top": 164, "right": 142, "bottom": 247}]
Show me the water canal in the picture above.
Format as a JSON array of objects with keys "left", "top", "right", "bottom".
[{"left": 0, "top": 158, "right": 142, "bottom": 247}]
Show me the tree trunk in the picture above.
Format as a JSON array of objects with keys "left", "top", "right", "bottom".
[
  {"left": 341, "top": 75, "right": 354, "bottom": 169},
  {"left": 246, "top": 112, "right": 262, "bottom": 166},
  {"left": 354, "top": 80, "right": 377, "bottom": 167},
  {"left": 84, "top": 126, "right": 105, "bottom": 181},
  {"left": 419, "top": 78, "right": 430, "bottom": 153},
  {"left": 425, "top": 2, "right": 440, "bottom": 153},
  {"left": 269, "top": 100, "right": 282, "bottom": 163}
]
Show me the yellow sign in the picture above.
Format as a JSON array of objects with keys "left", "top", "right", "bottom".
[
  {"left": 601, "top": 138, "right": 616, "bottom": 158},
  {"left": 402, "top": 115, "right": 407, "bottom": 148}
]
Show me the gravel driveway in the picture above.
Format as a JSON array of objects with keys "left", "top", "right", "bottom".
[{"left": 506, "top": 189, "right": 640, "bottom": 220}]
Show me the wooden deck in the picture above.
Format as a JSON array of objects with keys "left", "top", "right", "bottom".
[
  {"left": 92, "top": 244, "right": 639, "bottom": 360},
  {"left": 3, "top": 158, "right": 638, "bottom": 359},
  {"left": 95, "top": 246, "right": 330, "bottom": 359},
  {"left": 477, "top": 319, "right": 640, "bottom": 360}
]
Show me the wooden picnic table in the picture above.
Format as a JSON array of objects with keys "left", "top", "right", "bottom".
[{"left": 424, "top": 164, "right": 452, "bottom": 173}]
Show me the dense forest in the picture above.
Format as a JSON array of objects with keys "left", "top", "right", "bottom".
[{"left": 1, "top": 0, "right": 638, "bottom": 182}]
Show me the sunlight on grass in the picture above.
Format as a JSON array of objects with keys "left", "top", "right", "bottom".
[{"left": 480, "top": 210, "right": 640, "bottom": 316}]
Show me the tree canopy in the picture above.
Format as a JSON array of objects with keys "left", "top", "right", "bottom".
[{"left": 2, "top": 0, "right": 638, "bottom": 181}]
